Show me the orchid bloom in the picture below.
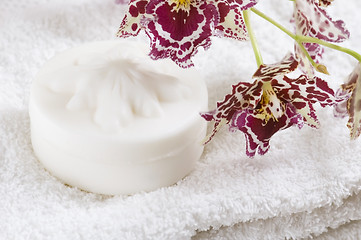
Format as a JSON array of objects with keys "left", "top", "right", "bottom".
[
  {"left": 117, "top": 0, "right": 258, "bottom": 68},
  {"left": 334, "top": 63, "right": 361, "bottom": 139},
  {"left": 201, "top": 53, "right": 338, "bottom": 157},
  {"left": 293, "top": 0, "right": 349, "bottom": 74}
]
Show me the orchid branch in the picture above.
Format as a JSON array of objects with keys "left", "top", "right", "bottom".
[
  {"left": 244, "top": 9, "right": 263, "bottom": 67},
  {"left": 250, "top": 7, "right": 361, "bottom": 73},
  {"left": 249, "top": 8, "right": 323, "bottom": 72},
  {"left": 296, "top": 35, "right": 361, "bottom": 62}
]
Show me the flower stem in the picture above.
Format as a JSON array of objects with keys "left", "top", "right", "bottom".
[
  {"left": 250, "top": 8, "right": 320, "bottom": 71},
  {"left": 296, "top": 35, "right": 361, "bottom": 62},
  {"left": 243, "top": 9, "right": 263, "bottom": 67},
  {"left": 250, "top": 7, "right": 361, "bottom": 70},
  {"left": 250, "top": 8, "right": 294, "bottom": 41}
]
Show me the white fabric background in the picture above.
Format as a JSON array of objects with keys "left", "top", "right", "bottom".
[{"left": 1, "top": 0, "right": 361, "bottom": 239}]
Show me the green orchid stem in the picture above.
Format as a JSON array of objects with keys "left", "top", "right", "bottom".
[
  {"left": 244, "top": 9, "right": 263, "bottom": 67},
  {"left": 249, "top": 7, "right": 319, "bottom": 70},
  {"left": 297, "top": 35, "right": 361, "bottom": 62},
  {"left": 250, "top": 7, "right": 361, "bottom": 69}
]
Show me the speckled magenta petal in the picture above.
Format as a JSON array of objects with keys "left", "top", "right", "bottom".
[
  {"left": 294, "top": 42, "right": 324, "bottom": 75},
  {"left": 335, "top": 63, "right": 361, "bottom": 139},
  {"left": 200, "top": 80, "right": 263, "bottom": 143},
  {"left": 214, "top": 5, "right": 247, "bottom": 41},
  {"left": 277, "top": 75, "right": 338, "bottom": 127},
  {"left": 295, "top": 0, "right": 349, "bottom": 43},
  {"left": 230, "top": 104, "right": 303, "bottom": 157},
  {"left": 282, "top": 75, "right": 336, "bottom": 106},
  {"left": 333, "top": 88, "right": 350, "bottom": 118},
  {"left": 213, "top": 0, "right": 258, "bottom": 40},
  {"left": 253, "top": 53, "right": 299, "bottom": 81},
  {"left": 117, "top": 0, "right": 148, "bottom": 37},
  {"left": 303, "top": 43, "right": 324, "bottom": 62},
  {"left": 293, "top": 0, "right": 349, "bottom": 74},
  {"left": 318, "top": 0, "right": 334, "bottom": 7},
  {"left": 223, "top": 0, "right": 259, "bottom": 10},
  {"left": 143, "top": 0, "right": 217, "bottom": 68}
]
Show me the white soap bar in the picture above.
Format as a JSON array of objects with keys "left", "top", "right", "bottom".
[{"left": 29, "top": 40, "right": 208, "bottom": 195}]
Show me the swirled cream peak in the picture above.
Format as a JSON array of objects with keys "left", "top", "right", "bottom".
[{"left": 41, "top": 45, "right": 190, "bottom": 131}]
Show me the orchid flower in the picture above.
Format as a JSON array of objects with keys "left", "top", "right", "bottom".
[
  {"left": 201, "top": 53, "right": 338, "bottom": 157},
  {"left": 117, "top": 0, "right": 258, "bottom": 67},
  {"left": 334, "top": 63, "right": 361, "bottom": 139},
  {"left": 293, "top": 0, "right": 349, "bottom": 74}
]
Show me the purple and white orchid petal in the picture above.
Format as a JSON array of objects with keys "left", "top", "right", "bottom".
[
  {"left": 333, "top": 88, "right": 351, "bottom": 118},
  {"left": 230, "top": 104, "right": 303, "bottom": 157},
  {"left": 293, "top": 99, "right": 320, "bottom": 128},
  {"left": 294, "top": 42, "right": 324, "bottom": 75},
  {"left": 277, "top": 75, "right": 337, "bottom": 127},
  {"left": 280, "top": 75, "right": 337, "bottom": 107},
  {"left": 335, "top": 63, "right": 361, "bottom": 139},
  {"left": 214, "top": 6, "right": 248, "bottom": 41},
  {"left": 224, "top": 0, "right": 259, "bottom": 10},
  {"left": 304, "top": 43, "right": 324, "bottom": 62},
  {"left": 201, "top": 80, "right": 263, "bottom": 123},
  {"left": 200, "top": 80, "right": 263, "bottom": 143},
  {"left": 295, "top": 0, "right": 349, "bottom": 43},
  {"left": 253, "top": 53, "right": 299, "bottom": 81},
  {"left": 318, "top": 0, "right": 334, "bottom": 7},
  {"left": 117, "top": 0, "right": 148, "bottom": 37},
  {"left": 294, "top": 45, "right": 315, "bottom": 76},
  {"left": 293, "top": 0, "right": 348, "bottom": 74},
  {"left": 144, "top": 0, "right": 217, "bottom": 68}
]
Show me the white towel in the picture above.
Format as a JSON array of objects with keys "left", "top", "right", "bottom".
[{"left": 1, "top": 0, "right": 361, "bottom": 239}]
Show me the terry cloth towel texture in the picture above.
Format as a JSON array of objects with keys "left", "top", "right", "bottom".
[{"left": 1, "top": 0, "right": 361, "bottom": 239}]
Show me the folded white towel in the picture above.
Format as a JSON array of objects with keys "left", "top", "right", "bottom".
[
  {"left": 193, "top": 189, "right": 361, "bottom": 239},
  {"left": 315, "top": 220, "right": 361, "bottom": 240},
  {"left": 1, "top": 0, "right": 361, "bottom": 239}
]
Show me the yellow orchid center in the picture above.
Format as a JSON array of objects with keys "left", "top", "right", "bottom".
[
  {"left": 256, "top": 82, "right": 284, "bottom": 122},
  {"left": 172, "top": 0, "right": 191, "bottom": 11}
]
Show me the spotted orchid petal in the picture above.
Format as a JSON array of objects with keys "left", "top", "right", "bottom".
[
  {"left": 144, "top": 0, "right": 218, "bottom": 68},
  {"left": 333, "top": 88, "right": 350, "bottom": 118},
  {"left": 213, "top": 0, "right": 258, "bottom": 40},
  {"left": 294, "top": 0, "right": 349, "bottom": 74},
  {"left": 253, "top": 53, "right": 299, "bottom": 80},
  {"left": 223, "top": 0, "right": 258, "bottom": 10},
  {"left": 200, "top": 80, "right": 263, "bottom": 144},
  {"left": 118, "top": 0, "right": 217, "bottom": 67},
  {"left": 294, "top": 42, "right": 324, "bottom": 75},
  {"left": 318, "top": 0, "right": 334, "bottom": 7},
  {"left": 278, "top": 75, "right": 337, "bottom": 127},
  {"left": 295, "top": 0, "right": 349, "bottom": 43},
  {"left": 117, "top": 0, "right": 148, "bottom": 37},
  {"left": 334, "top": 63, "right": 361, "bottom": 139},
  {"left": 229, "top": 104, "right": 303, "bottom": 157},
  {"left": 214, "top": 6, "right": 247, "bottom": 41}
]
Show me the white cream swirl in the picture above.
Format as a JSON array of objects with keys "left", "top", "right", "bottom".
[{"left": 42, "top": 43, "right": 190, "bottom": 131}]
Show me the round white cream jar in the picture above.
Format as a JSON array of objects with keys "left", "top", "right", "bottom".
[{"left": 29, "top": 40, "right": 208, "bottom": 195}]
